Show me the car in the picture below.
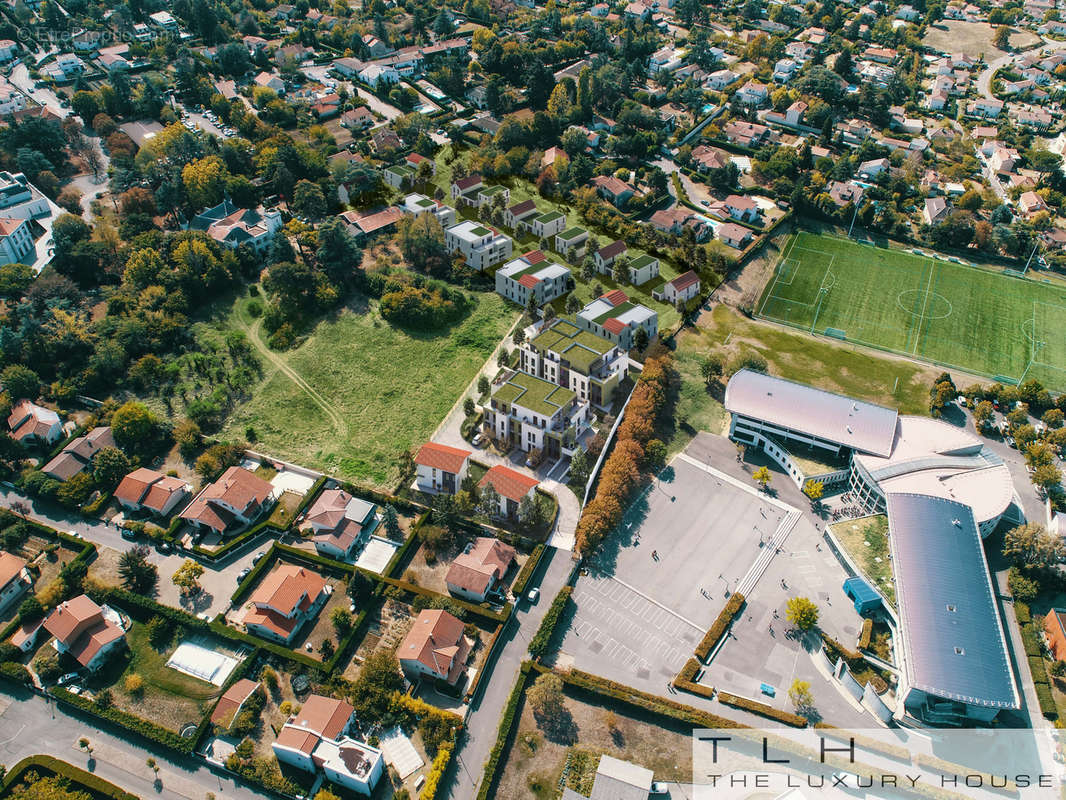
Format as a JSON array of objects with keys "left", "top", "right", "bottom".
[
  {"left": 237, "top": 567, "right": 252, "bottom": 582},
  {"left": 651, "top": 783, "right": 669, "bottom": 796},
  {"left": 1007, "top": 436, "right": 1016, "bottom": 448},
  {"left": 527, "top": 588, "right": 540, "bottom": 604},
  {"left": 58, "top": 672, "right": 80, "bottom": 686},
  {"left": 158, "top": 541, "right": 172, "bottom": 553},
  {"left": 253, "top": 551, "right": 266, "bottom": 564},
  {"left": 67, "top": 530, "right": 81, "bottom": 539},
  {"left": 121, "top": 527, "right": 137, "bottom": 540},
  {"left": 472, "top": 433, "right": 485, "bottom": 447},
  {"left": 700, "top": 199, "right": 710, "bottom": 207}
]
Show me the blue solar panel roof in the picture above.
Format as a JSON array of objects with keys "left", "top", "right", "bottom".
[{"left": 886, "top": 493, "right": 1019, "bottom": 709}]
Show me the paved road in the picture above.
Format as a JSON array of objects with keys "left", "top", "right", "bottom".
[
  {"left": 976, "top": 37, "right": 1066, "bottom": 100},
  {"left": 9, "top": 63, "right": 67, "bottom": 119},
  {"left": 0, "top": 690, "right": 263, "bottom": 800},
  {"left": 355, "top": 87, "right": 404, "bottom": 124},
  {"left": 443, "top": 546, "right": 575, "bottom": 800},
  {"left": 67, "top": 137, "right": 110, "bottom": 220},
  {"left": 0, "top": 484, "right": 263, "bottom": 618}
]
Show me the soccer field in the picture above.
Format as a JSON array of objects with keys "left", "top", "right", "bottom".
[{"left": 757, "top": 232, "right": 1066, "bottom": 390}]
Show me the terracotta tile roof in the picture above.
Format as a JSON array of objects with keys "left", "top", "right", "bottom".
[
  {"left": 446, "top": 537, "right": 515, "bottom": 595},
  {"left": 508, "top": 199, "right": 536, "bottom": 216},
  {"left": 602, "top": 318, "right": 627, "bottom": 335},
  {"left": 603, "top": 289, "right": 628, "bottom": 306},
  {"left": 478, "top": 465, "right": 539, "bottom": 503},
  {"left": 181, "top": 466, "right": 273, "bottom": 532},
  {"left": 249, "top": 564, "right": 327, "bottom": 617},
  {"left": 398, "top": 609, "right": 470, "bottom": 682},
  {"left": 0, "top": 551, "right": 26, "bottom": 589},
  {"left": 597, "top": 240, "right": 626, "bottom": 260},
  {"left": 453, "top": 175, "right": 482, "bottom": 191},
  {"left": 7, "top": 400, "right": 59, "bottom": 443},
  {"left": 43, "top": 594, "right": 124, "bottom": 668},
  {"left": 274, "top": 725, "right": 320, "bottom": 755},
  {"left": 522, "top": 249, "right": 546, "bottom": 264},
  {"left": 415, "top": 442, "right": 471, "bottom": 474},
  {"left": 0, "top": 216, "right": 24, "bottom": 236},
  {"left": 517, "top": 274, "right": 540, "bottom": 289},
  {"left": 669, "top": 270, "right": 699, "bottom": 292},
  {"left": 42, "top": 426, "right": 115, "bottom": 481},
  {"left": 210, "top": 678, "right": 261, "bottom": 725},
  {"left": 291, "top": 694, "right": 354, "bottom": 740}
]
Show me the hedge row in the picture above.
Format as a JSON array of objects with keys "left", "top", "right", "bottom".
[
  {"left": 81, "top": 490, "right": 112, "bottom": 517},
  {"left": 51, "top": 687, "right": 197, "bottom": 753},
  {"left": 475, "top": 662, "right": 531, "bottom": 800},
  {"left": 207, "top": 619, "right": 324, "bottom": 671},
  {"left": 419, "top": 741, "right": 454, "bottom": 800},
  {"left": 465, "top": 621, "right": 506, "bottom": 702},
  {"left": 383, "top": 512, "right": 428, "bottom": 578},
  {"left": 377, "top": 574, "right": 510, "bottom": 625},
  {"left": 231, "top": 542, "right": 285, "bottom": 604},
  {"left": 672, "top": 657, "right": 715, "bottom": 699},
  {"left": 1, "top": 754, "right": 138, "bottom": 800},
  {"left": 1035, "top": 681, "right": 1058, "bottom": 720},
  {"left": 695, "top": 592, "right": 745, "bottom": 661},
  {"left": 528, "top": 586, "right": 572, "bottom": 659},
  {"left": 1015, "top": 602, "right": 1031, "bottom": 625},
  {"left": 858, "top": 618, "right": 873, "bottom": 650},
  {"left": 100, "top": 586, "right": 210, "bottom": 631},
  {"left": 511, "top": 544, "right": 545, "bottom": 597},
  {"left": 1028, "top": 654, "right": 1049, "bottom": 686},
  {"left": 820, "top": 632, "right": 863, "bottom": 665},
  {"left": 716, "top": 692, "right": 808, "bottom": 728},
  {"left": 1021, "top": 624, "right": 1042, "bottom": 657}
]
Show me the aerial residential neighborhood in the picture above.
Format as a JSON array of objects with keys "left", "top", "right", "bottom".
[{"left": 0, "top": 0, "right": 1062, "bottom": 796}]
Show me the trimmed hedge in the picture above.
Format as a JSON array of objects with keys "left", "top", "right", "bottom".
[
  {"left": 208, "top": 619, "right": 324, "bottom": 671},
  {"left": 858, "top": 618, "right": 873, "bottom": 650},
  {"left": 695, "top": 592, "right": 745, "bottom": 660},
  {"left": 193, "top": 520, "right": 282, "bottom": 563},
  {"left": 672, "top": 657, "right": 715, "bottom": 699},
  {"left": 716, "top": 691, "right": 808, "bottom": 728},
  {"left": 1015, "top": 601, "right": 1031, "bottom": 625},
  {"left": 511, "top": 544, "right": 545, "bottom": 597},
  {"left": 1028, "top": 654, "right": 1049, "bottom": 686},
  {"left": 419, "top": 742, "right": 453, "bottom": 800},
  {"left": 81, "top": 490, "right": 112, "bottom": 516},
  {"left": 475, "top": 662, "right": 531, "bottom": 800},
  {"left": 1, "top": 754, "right": 138, "bottom": 800},
  {"left": 1021, "top": 624, "right": 1042, "bottom": 657},
  {"left": 51, "top": 686, "right": 197, "bottom": 753},
  {"left": 528, "top": 585, "right": 572, "bottom": 659},
  {"left": 101, "top": 586, "right": 210, "bottom": 631},
  {"left": 1035, "top": 681, "right": 1058, "bottom": 720},
  {"left": 383, "top": 512, "right": 428, "bottom": 578},
  {"left": 377, "top": 574, "right": 511, "bottom": 624},
  {"left": 231, "top": 542, "right": 284, "bottom": 604},
  {"left": 465, "top": 621, "right": 506, "bottom": 701}
]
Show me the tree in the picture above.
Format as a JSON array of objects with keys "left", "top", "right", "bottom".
[
  {"left": 125, "top": 673, "right": 145, "bottom": 695},
  {"left": 527, "top": 673, "right": 565, "bottom": 721},
  {"left": 1031, "top": 463, "right": 1062, "bottom": 494},
  {"left": 110, "top": 401, "right": 158, "bottom": 451},
  {"left": 973, "top": 400, "right": 995, "bottom": 432},
  {"left": 293, "top": 180, "right": 327, "bottom": 221},
  {"left": 1, "top": 365, "right": 39, "bottom": 400},
  {"left": 700, "top": 355, "right": 724, "bottom": 387},
  {"left": 119, "top": 545, "right": 158, "bottom": 594},
  {"left": 93, "top": 447, "right": 131, "bottom": 488},
  {"left": 331, "top": 607, "right": 352, "bottom": 634},
  {"left": 314, "top": 791, "right": 342, "bottom": 800},
  {"left": 383, "top": 504, "right": 402, "bottom": 540},
  {"left": 788, "top": 679, "right": 815, "bottom": 714},
  {"left": 786, "top": 596, "right": 819, "bottom": 630},
  {"left": 316, "top": 218, "right": 361, "bottom": 285},
  {"left": 182, "top": 155, "right": 229, "bottom": 210},
  {"left": 752, "top": 466, "right": 772, "bottom": 490},
  {"left": 633, "top": 327, "right": 649, "bottom": 351},
  {"left": 802, "top": 480, "right": 824, "bottom": 505},
  {"left": 1042, "top": 408, "right": 1064, "bottom": 429},
  {"left": 993, "top": 25, "right": 1010, "bottom": 50},
  {"left": 1003, "top": 523, "right": 1065, "bottom": 569},
  {"left": 172, "top": 560, "right": 204, "bottom": 596}
]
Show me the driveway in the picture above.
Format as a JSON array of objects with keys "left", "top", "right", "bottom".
[
  {"left": 9, "top": 63, "right": 67, "bottom": 119},
  {"left": 356, "top": 87, "right": 403, "bottom": 124},
  {"left": 0, "top": 690, "right": 265, "bottom": 800},
  {"left": 976, "top": 37, "right": 1066, "bottom": 100},
  {"left": 443, "top": 546, "right": 575, "bottom": 799},
  {"left": 0, "top": 484, "right": 264, "bottom": 618},
  {"left": 652, "top": 156, "right": 716, "bottom": 208},
  {"left": 67, "top": 137, "right": 110, "bottom": 220}
]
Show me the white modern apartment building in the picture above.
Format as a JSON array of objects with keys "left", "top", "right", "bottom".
[
  {"left": 495, "top": 251, "right": 571, "bottom": 307},
  {"left": 445, "top": 220, "right": 512, "bottom": 270},
  {"left": 486, "top": 370, "right": 590, "bottom": 458},
  {"left": 400, "top": 193, "right": 456, "bottom": 227}
]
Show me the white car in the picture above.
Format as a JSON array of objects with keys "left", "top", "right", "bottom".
[{"left": 527, "top": 588, "right": 540, "bottom": 604}]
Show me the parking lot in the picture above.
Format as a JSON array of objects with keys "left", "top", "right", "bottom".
[{"left": 557, "top": 433, "right": 874, "bottom": 727}]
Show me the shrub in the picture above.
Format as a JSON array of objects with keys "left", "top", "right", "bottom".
[
  {"left": 1021, "top": 624, "right": 1042, "bottom": 657},
  {"left": 124, "top": 673, "right": 144, "bottom": 695},
  {"left": 673, "top": 658, "right": 715, "bottom": 698},
  {"left": 511, "top": 545, "right": 545, "bottom": 597},
  {"left": 528, "top": 586, "right": 571, "bottom": 659},
  {"left": 695, "top": 592, "right": 745, "bottom": 660},
  {"left": 1035, "top": 682, "right": 1057, "bottom": 719},
  {"left": 476, "top": 665, "right": 530, "bottom": 800},
  {"left": 716, "top": 691, "right": 807, "bottom": 727},
  {"left": 858, "top": 618, "right": 873, "bottom": 650},
  {"left": 1028, "top": 654, "right": 1049, "bottom": 685},
  {"left": 1015, "top": 602, "right": 1032, "bottom": 625},
  {"left": 419, "top": 742, "right": 453, "bottom": 800}
]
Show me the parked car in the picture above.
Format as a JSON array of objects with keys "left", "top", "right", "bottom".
[
  {"left": 58, "top": 672, "right": 80, "bottom": 686},
  {"left": 527, "top": 588, "right": 540, "bottom": 604},
  {"left": 121, "top": 527, "right": 137, "bottom": 540},
  {"left": 651, "top": 783, "right": 669, "bottom": 796},
  {"left": 472, "top": 433, "right": 485, "bottom": 447},
  {"left": 237, "top": 567, "right": 252, "bottom": 582},
  {"left": 253, "top": 551, "right": 266, "bottom": 564}
]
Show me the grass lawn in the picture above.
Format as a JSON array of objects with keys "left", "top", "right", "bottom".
[
  {"left": 829, "top": 515, "right": 896, "bottom": 608},
  {"left": 218, "top": 291, "right": 517, "bottom": 489},
  {"left": 89, "top": 621, "right": 221, "bottom": 732},
  {"left": 418, "top": 147, "right": 684, "bottom": 330},
  {"left": 922, "top": 20, "right": 1039, "bottom": 59},
  {"left": 495, "top": 683, "right": 694, "bottom": 800},
  {"left": 669, "top": 303, "right": 937, "bottom": 456},
  {"left": 265, "top": 490, "right": 303, "bottom": 528},
  {"left": 757, "top": 231, "right": 1066, "bottom": 390}
]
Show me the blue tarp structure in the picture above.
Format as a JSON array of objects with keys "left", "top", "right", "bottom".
[{"left": 843, "top": 576, "right": 881, "bottom": 615}]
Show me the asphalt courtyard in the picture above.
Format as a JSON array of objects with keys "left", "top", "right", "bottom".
[{"left": 559, "top": 452, "right": 794, "bottom": 685}]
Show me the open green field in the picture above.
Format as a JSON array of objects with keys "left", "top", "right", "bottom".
[
  {"left": 219, "top": 292, "right": 517, "bottom": 489},
  {"left": 758, "top": 232, "right": 1066, "bottom": 390}
]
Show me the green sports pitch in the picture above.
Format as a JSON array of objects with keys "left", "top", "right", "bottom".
[{"left": 757, "top": 232, "right": 1066, "bottom": 390}]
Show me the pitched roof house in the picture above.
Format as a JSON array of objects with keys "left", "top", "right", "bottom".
[
  {"left": 180, "top": 466, "right": 275, "bottom": 536},
  {"left": 42, "top": 426, "right": 116, "bottom": 481},
  {"left": 303, "top": 489, "right": 379, "bottom": 561},
  {"left": 398, "top": 609, "right": 471, "bottom": 685},
  {"left": 445, "top": 537, "right": 516, "bottom": 602},
  {"left": 244, "top": 564, "right": 329, "bottom": 644},
  {"left": 0, "top": 551, "right": 29, "bottom": 612},
  {"left": 7, "top": 400, "right": 61, "bottom": 446},
  {"left": 114, "top": 468, "right": 192, "bottom": 516},
  {"left": 210, "top": 679, "right": 262, "bottom": 727},
  {"left": 414, "top": 442, "right": 472, "bottom": 495},
  {"left": 43, "top": 594, "right": 125, "bottom": 671},
  {"left": 478, "top": 465, "right": 539, "bottom": 518}
]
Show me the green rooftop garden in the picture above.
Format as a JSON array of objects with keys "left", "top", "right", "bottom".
[
  {"left": 469, "top": 225, "right": 492, "bottom": 236},
  {"left": 537, "top": 210, "right": 564, "bottom": 223},
  {"left": 628, "top": 253, "right": 658, "bottom": 269},
  {"left": 558, "top": 226, "right": 587, "bottom": 240},
  {"left": 493, "top": 371, "right": 576, "bottom": 417}
]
